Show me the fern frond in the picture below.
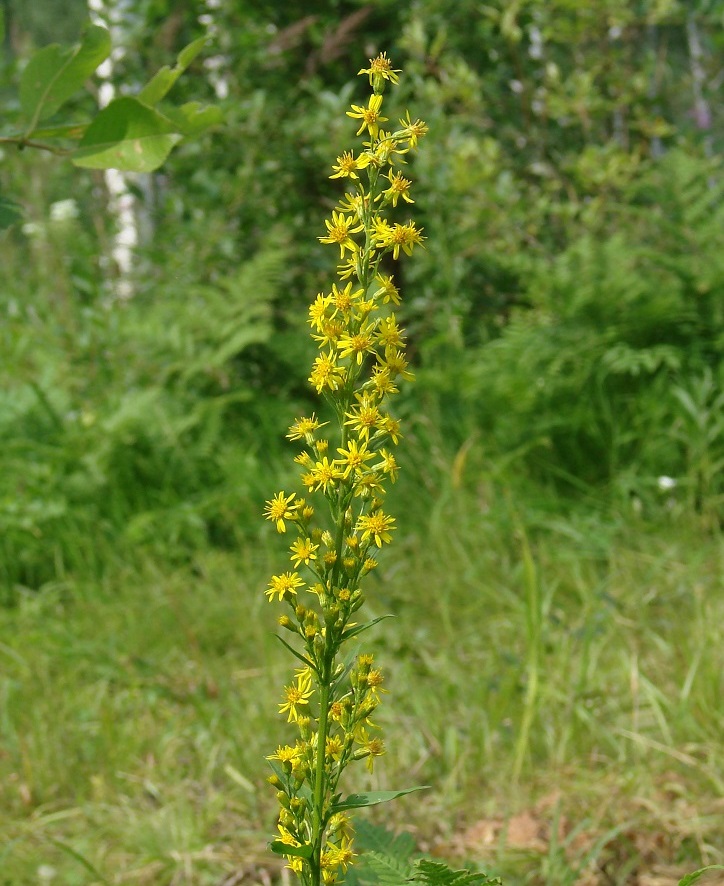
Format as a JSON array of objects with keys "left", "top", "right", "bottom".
[{"left": 410, "top": 858, "right": 502, "bottom": 886}]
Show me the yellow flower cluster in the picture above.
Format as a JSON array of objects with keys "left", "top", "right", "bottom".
[{"left": 262, "top": 53, "right": 426, "bottom": 885}]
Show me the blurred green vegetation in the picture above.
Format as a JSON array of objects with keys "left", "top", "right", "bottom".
[
  {"left": 1, "top": 1, "right": 723, "bottom": 882},
  {"left": 2, "top": 0, "right": 722, "bottom": 592}
]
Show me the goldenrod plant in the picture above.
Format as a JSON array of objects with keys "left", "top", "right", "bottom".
[{"left": 262, "top": 53, "right": 428, "bottom": 886}]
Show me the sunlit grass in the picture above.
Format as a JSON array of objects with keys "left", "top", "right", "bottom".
[{"left": 1, "top": 457, "right": 722, "bottom": 884}]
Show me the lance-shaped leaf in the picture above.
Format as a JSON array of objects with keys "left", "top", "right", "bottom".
[
  {"left": 330, "top": 786, "right": 429, "bottom": 813},
  {"left": 274, "top": 633, "right": 318, "bottom": 673},
  {"left": 138, "top": 35, "right": 209, "bottom": 107},
  {"left": 340, "top": 614, "right": 393, "bottom": 642},
  {"left": 270, "top": 840, "right": 314, "bottom": 859},
  {"left": 72, "top": 97, "right": 182, "bottom": 173},
  {"left": 678, "top": 866, "right": 724, "bottom": 886},
  {"left": 20, "top": 25, "right": 110, "bottom": 131}
]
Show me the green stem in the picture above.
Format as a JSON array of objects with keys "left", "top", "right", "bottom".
[
  {"left": 310, "top": 670, "right": 332, "bottom": 884},
  {"left": 0, "top": 136, "right": 68, "bottom": 155}
]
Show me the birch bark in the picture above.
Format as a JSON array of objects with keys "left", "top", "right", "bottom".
[{"left": 88, "top": 0, "right": 138, "bottom": 299}]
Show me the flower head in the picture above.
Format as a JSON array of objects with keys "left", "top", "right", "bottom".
[
  {"left": 346, "top": 94, "right": 388, "bottom": 138},
  {"left": 319, "top": 211, "right": 364, "bottom": 257},
  {"left": 264, "top": 491, "right": 297, "bottom": 533},
  {"left": 278, "top": 669, "right": 314, "bottom": 722},
  {"left": 358, "top": 52, "right": 401, "bottom": 90},
  {"left": 266, "top": 571, "right": 305, "bottom": 602},
  {"left": 356, "top": 510, "right": 396, "bottom": 547}
]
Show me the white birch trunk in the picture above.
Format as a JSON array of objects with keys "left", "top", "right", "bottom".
[
  {"left": 199, "top": 0, "right": 229, "bottom": 99},
  {"left": 88, "top": 0, "right": 138, "bottom": 299}
]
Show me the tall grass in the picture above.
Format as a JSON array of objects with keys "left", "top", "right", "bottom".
[{"left": 1, "top": 447, "right": 722, "bottom": 884}]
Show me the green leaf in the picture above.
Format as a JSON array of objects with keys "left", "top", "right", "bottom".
[
  {"left": 341, "top": 614, "right": 393, "bottom": 642},
  {"left": 20, "top": 25, "right": 110, "bottom": 130},
  {"left": 138, "top": 35, "right": 209, "bottom": 107},
  {"left": 361, "top": 849, "right": 415, "bottom": 884},
  {"left": 331, "top": 786, "right": 429, "bottom": 813},
  {"left": 274, "top": 633, "right": 318, "bottom": 673},
  {"left": 678, "top": 866, "right": 724, "bottom": 886},
  {"left": 412, "top": 859, "right": 502, "bottom": 885},
  {"left": 72, "top": 97, "right": 182, "bottom": 172},
  {"left": 162, "top": 102, "right": 224, "bottom": 137},
  {"left": 28, "top": 122, "right": 88, "bottom": 141},
  {"left": 0, "top": 196, "right": 22, "bottom": 230},
  {"left": 270, "top": 840, "right": 313, "bottom": 859}
]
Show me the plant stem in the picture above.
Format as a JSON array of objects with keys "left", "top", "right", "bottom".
[{"left": 311, "top": 666, "right": 332, "bottom": 885}]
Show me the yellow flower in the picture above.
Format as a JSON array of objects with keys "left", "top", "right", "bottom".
[
  {"left": 376, "top": 315, "right": 405, "bottom": 349},
  {"left": 378, "top": 346, "right": 414, "bottom": 381},
  {"left": 373, "top": 449, "right": 399, "bottom": 481},
  {"left": 276, "top": 823, "right": 301, "bottom": 847},
  {"left": 308, "top": 292, "right": 333, "bottom": 331},
  {"left": 337, "top": 326, "right": 377, "bottom": 365},
  {"left": 356, "top": 510, "right": 396, "bottom": 547},
  {"left": 336, "top": 439, "right": 374, "bottom": 478},
  {"left": 325, "top": 734, "right": 344, "bottom": 760},
  {"left": 309, "top": 457, "right": 343, "bottom": 493},
  {"left": 366, "top": 668, "right": 387, "bottom": 701},
  {"left": 278, "top": 670, "right": 314, "bottom": 722},
  {"left": 312, "top": 319, "right": 345, "bottom": 349},
  {"left": 290, "top": 537, "right": 319, "bottom": 567},
  {"left": 399, "top": 111, "right": 429, "bottom": 148},
  {"left": 287, "top": 414, "right": 325, "bottom": 441},
  {"left": 379, "top": 170, "right": 414, "bottom": 207},
  {"left": 374, "top": 220, "right": 425, "bottom": 260},
  {"left": 319, "top": 210, "right": 363, "bottom": 257},
  {"left": 267, "top": 744, "right": 302, "bottom": 764},
  {"left": 372, "top": 273, "right": 400, "bottom": 305},
  {"left": 353, "top": 472, "right": 385, "bottom": 498},
  {"left": 309, "top": 351, "right": 344, "bottom": 393},
  {"left": 329, "top": 150, "right": 371, "bottom": 180},
  {"left": 336, "top": 192, "right": 366, "bottom": 219},
  {"left": 344, "top": 393, "right": 381, "bottom": 440},
  {"left": 331, "top": 281, "right": 362, "bottom": 314},
  {"left": 353, "top": 727, "right": 386, "bottom": 772},
  {"left": 263, "top": 491, "right": 297, "bottom": 533},
  {"left": 378, "top": 414, "right": 402, "bottom": 444},
  {"left": 369, "top": 365, "right": 398, "bottom": 396},
  {"left": 358, "top": 51, "right": 401, "bottom": 88},
  {"left": 346, "top": 94, "right": 387, "bottom": 137},
  {"left": 266, "top": 571, "right": 305, "bottom": 602}
]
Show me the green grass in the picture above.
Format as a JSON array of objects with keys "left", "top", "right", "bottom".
[{"left": 1, "top": 466, "right": 722, "bottom": 885}]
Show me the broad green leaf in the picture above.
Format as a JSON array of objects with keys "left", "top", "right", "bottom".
[
  {"left": 678, "top": 866, "right": 724, "bottom": 886},
  {"left": 162, "top": 102, "right": 224, "bottom": 137},
  {"left": 72, "top": 97, "right": 182, "bottom": 173},
  {"left": 138, "top": 35, "right": 209, "bottom": 107},
  {"left": 331, "top": 786, "right": 429, "bottom": 813},
  {"left": 20, "top": 25, "right": 110, "bottom": 130},
  {"left": 0, "top": 196, "right": 22, "bottom": 229},
  {"left": 270, "top": 840, "right": 313, "bottom": 859}
]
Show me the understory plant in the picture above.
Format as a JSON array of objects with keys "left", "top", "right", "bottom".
[
  {"left": 262, "top": 54, "right": 502, "bottom": 886},
  {"left": 262, "top": 53, "right": 426, "bottom": 885}
]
